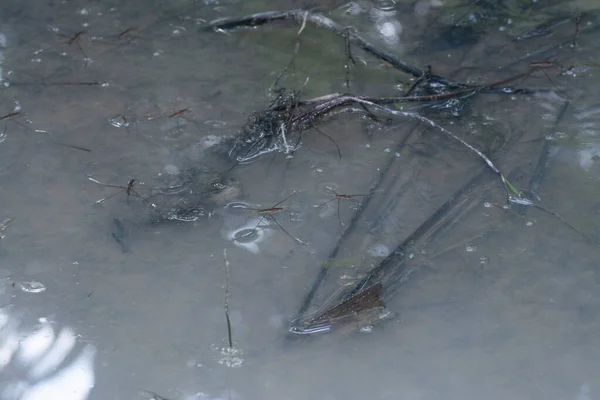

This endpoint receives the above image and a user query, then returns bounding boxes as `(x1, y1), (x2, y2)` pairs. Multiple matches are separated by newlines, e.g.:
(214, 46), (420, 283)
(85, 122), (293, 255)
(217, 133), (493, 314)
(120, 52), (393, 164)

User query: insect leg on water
(144, 106), (200, 136)
(1, 102), (90, 151)
(56, 30), (91, 63)
(138, 388), (173, 400)
(316, 186), (370, 226)
(237, 191), (306, 245)
(1, 102), (48, 136)
(87, 177), (157, 210)
(520, 59), (568, 97)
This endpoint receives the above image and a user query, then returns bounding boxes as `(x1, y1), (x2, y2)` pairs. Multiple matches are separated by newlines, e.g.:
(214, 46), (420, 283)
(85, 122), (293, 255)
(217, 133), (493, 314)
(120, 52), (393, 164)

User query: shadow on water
(1, 0), (600, 399)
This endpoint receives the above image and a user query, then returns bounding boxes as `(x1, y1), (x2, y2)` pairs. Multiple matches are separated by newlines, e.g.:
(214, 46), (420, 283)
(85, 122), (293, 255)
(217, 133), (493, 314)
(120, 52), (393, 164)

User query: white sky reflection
(0, 310), (96, 400)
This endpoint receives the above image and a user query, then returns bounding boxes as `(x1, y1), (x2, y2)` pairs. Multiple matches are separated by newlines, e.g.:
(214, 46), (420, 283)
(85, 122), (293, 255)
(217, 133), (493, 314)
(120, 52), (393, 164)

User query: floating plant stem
(223, 248), (233, 349)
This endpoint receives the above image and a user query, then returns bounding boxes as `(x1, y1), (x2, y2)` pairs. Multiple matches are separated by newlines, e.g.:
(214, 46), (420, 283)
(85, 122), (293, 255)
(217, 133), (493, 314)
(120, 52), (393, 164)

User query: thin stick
(54, 142), (92, 152)
(7, 81), (103, 87)
(572, 13), (582, 48)
(343, 27), (356, 90)
(271, 10), (309, 90)
(304, 96), (516, 189)
(223, 249), (233, 349)
(207, 9), (432, 80)
(526, 101), (570, 196)
(138, 389), (173, 400)
(293, 121), (422, 319)
(207, 9), (555, 97)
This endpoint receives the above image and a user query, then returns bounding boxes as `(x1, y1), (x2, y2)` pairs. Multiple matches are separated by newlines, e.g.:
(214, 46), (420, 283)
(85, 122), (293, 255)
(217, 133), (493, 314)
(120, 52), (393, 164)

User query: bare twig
(223, 249), (233, 349)
(207, 9), (555, 98)
(272, 10), (309, 90)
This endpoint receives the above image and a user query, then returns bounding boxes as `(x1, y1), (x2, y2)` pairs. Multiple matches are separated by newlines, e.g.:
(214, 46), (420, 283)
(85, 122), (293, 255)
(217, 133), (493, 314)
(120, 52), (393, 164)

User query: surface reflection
(0, 310), (95, 400)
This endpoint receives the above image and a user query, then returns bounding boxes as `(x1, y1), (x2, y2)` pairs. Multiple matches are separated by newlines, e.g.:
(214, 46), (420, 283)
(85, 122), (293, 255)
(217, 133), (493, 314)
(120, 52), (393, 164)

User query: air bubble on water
(225, 218), (270, 254)
(218, 347), (244, 368)
(20, 281), (46, 293)
(200, 135), (222, 148)
(526, 221), (534, 226)
(577, 384), (591, 400)
(204, 120), (226, 128)
(108, 115), (129, 128)
(153, 50), (163, 57)
(77, 8), (89, 15)
(465, 245), (476, 252)
(289, 211), (303, 223)
(367, 243), (390, 257)
(172, 26), (187, 36)
(268, 314), (284, 329)
(509, 195), (533, 206)
(164, 164), (179, 175)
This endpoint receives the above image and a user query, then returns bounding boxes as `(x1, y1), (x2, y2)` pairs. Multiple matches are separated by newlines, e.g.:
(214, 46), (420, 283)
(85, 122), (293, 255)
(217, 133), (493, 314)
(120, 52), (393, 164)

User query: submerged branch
(206, 9), (455, 85)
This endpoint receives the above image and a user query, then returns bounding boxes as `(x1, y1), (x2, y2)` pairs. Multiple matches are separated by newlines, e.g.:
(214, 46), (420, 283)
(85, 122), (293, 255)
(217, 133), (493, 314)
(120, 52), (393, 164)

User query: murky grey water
(1, 0), (599, 399)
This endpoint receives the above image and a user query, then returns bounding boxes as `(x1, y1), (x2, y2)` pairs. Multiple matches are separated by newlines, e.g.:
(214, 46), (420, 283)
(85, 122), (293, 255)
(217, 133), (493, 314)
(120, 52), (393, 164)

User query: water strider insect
(522, 59), (567, 94)
(235, 191), (306, 245)
(1, 102), (47, 136)
(145, 106), (200, 134)
(57, 30), (90, 61)
(316, 186), (370, 226)
(88, 177), (158, 210)
(0, 103), (90, 151)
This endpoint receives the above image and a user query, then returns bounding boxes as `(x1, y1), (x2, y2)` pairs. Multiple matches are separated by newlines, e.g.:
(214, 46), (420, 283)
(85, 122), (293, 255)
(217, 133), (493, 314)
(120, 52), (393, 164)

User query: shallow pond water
(1, 1), (599, 399)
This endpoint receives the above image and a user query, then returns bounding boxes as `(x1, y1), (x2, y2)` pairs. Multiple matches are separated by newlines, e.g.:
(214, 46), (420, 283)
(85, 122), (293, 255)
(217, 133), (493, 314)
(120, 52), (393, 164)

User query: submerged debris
(0, 217), (12, 239)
